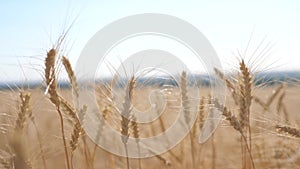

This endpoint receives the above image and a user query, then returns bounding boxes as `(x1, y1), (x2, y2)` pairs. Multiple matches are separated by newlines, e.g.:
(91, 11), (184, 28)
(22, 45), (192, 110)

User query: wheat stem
(44, 49), (70, 169)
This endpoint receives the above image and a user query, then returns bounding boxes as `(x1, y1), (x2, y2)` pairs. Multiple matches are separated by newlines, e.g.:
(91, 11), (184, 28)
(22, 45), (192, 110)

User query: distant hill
(1, 71), (299, 90)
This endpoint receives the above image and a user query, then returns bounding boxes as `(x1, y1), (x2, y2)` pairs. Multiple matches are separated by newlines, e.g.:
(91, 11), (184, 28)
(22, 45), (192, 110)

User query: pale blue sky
(1, 0), (300, 82)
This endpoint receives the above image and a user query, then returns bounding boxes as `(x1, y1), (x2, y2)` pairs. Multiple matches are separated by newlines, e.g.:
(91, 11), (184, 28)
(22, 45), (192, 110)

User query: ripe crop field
(0, 48), (299, 169)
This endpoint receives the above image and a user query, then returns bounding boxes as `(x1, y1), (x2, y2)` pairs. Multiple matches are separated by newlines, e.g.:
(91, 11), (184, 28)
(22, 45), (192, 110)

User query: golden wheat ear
(44, 49), (60, 107)
(15, 91), (31, 132)
(120, 76), (136, 144)
(61, 56), (79, 98)
(181, 71), (191, 125)
(238, 60), (252, 129)
(275, 125), (300, 138)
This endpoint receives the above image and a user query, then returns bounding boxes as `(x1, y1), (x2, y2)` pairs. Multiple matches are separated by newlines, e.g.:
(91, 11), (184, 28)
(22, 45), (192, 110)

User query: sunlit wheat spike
(198, 96), (205, 131)
(121, 76), (136, 144)
(275, 125), (300, 138)
(59, 96), (77, 122)
(61, 56), (79, 98)
(213, 97), (255, 168)
(44, 49), (60, 107)
(45, 49), (56, 85)
(212, 98), (243, 133)
(70, 121), (83, 153)
(238, 60), (255, 169)
(238, 60), (252, 129)
(181, 71), (191, 125)
(15, 91), (31, 132)
(131, 115), (140, 141)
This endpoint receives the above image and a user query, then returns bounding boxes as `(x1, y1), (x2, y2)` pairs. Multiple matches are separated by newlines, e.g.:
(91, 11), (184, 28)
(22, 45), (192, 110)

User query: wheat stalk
(120, 76), (136, 169)
(44, 48), (70, 169)
(92, 83), (117, 168)
(180, 71), (196, 169)
(194, 96), (206, 168)
(238, 60), (253, 169)
(214, 60), (254, 169)
(9, 132), (30, 169)
(131, 115), (141, 169)
(238, 60), (252, 130)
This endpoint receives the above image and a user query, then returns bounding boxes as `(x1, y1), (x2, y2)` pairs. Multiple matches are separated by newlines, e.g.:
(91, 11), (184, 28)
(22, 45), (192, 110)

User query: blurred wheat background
(1, 1), (300, 169)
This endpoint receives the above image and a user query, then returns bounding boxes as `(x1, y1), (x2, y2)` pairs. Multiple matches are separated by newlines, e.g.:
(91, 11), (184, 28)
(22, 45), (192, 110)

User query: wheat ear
(199, 97), (205, 131)
(15, 92), (31, 132)
(238, 60), (252, 130)
(61, 56), (79, 102)
(275, 125), (300, 138)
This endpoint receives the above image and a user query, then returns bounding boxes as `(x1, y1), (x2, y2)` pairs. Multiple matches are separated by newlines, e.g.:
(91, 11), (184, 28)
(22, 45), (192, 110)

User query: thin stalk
(211, 134), (216, 169)
(189, 132), (196, 169)
(31, 120), (48, 169)
(137, 144), (141, 169)
(82, 136), (92, 169)
(124, 143), (130, 169)
(56, 106), (71, 169)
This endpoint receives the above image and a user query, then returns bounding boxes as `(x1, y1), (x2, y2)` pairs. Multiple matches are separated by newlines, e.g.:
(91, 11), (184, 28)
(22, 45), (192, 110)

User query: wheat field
(0, 48), (300, 169)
